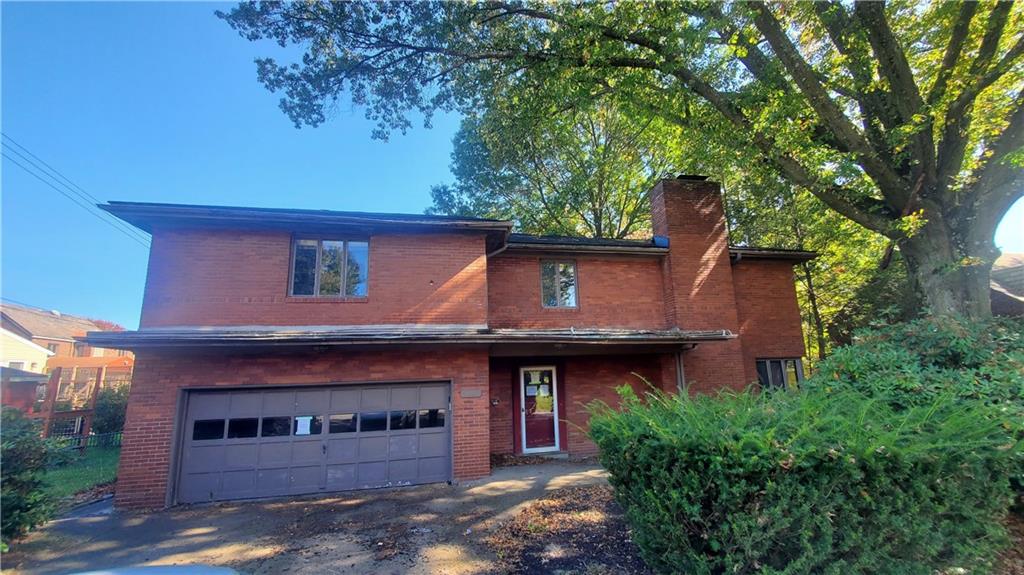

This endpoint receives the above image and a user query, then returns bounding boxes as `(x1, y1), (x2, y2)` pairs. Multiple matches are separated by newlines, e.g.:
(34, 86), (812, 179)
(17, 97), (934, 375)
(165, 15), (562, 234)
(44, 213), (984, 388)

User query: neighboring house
(88, 176), (814, 509)
(991, 253), (1024, 317)
(1, 366), (50, 412)
(0, 302), (131, 361)
(1, 324), (54, 373)
(1, 302), (134, 435)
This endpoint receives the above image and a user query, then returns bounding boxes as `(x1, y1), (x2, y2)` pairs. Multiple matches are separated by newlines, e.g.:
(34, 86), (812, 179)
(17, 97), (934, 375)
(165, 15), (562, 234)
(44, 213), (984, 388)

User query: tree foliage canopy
(429, 104), (681, 238)
(220, 0), (1023, 317)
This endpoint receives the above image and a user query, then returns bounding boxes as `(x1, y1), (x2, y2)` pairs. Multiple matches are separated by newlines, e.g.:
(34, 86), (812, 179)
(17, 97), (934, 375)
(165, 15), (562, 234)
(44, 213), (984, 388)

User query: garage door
(176, 382), (450, 503)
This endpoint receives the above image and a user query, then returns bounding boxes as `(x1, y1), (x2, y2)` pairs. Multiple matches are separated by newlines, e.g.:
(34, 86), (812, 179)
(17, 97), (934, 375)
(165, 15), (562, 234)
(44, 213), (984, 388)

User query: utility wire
(1, 136), (151, 245)
(3, 151), (150, 249)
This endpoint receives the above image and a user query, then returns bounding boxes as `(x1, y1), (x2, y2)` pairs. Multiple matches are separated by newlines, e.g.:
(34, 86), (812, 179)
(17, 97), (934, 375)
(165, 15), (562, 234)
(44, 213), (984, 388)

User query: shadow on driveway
(4, 461), (608, 575)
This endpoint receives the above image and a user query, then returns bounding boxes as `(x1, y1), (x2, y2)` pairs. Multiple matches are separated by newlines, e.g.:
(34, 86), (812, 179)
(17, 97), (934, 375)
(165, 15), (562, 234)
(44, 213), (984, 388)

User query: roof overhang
(729, 247), (817, 263)
(84, 324), (734, 351)
(100, 202), (513, 252)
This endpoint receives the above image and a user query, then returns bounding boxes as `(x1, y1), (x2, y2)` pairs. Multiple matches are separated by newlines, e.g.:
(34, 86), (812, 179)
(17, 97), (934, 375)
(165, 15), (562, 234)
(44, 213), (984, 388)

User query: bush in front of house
(805, 316), (1023, 424)
(92, 384), (130, 434)
(588, 385), (1019, 575)
(805, 316), (1024, 500)
(1, 407), (53, 550)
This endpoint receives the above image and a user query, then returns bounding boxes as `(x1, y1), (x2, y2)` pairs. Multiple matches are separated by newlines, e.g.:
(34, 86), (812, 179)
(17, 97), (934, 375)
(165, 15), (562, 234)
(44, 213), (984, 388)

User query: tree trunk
(799, 262), (828, 359)
(897, 209), (996, 319)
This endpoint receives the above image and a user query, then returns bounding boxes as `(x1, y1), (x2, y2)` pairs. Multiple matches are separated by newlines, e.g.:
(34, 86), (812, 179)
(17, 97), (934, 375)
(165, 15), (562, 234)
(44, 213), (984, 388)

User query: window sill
(541, 306), (580, 311)
(285, 296), (369, 304)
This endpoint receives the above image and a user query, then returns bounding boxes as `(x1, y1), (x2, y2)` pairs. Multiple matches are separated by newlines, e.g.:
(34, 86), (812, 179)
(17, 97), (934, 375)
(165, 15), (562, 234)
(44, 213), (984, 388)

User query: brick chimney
(650, 176), (748, 393)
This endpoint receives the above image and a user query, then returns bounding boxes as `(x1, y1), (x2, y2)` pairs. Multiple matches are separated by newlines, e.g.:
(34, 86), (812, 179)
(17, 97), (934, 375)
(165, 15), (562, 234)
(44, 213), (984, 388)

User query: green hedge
(588, 386), (1019, 575)
(805, 316), (1023, 431)
(1, 408), (53, 550)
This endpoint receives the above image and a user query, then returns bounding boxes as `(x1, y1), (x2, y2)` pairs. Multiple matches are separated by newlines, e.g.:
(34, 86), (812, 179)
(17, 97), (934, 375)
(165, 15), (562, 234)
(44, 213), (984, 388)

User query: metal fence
(48, 431), (123, 451)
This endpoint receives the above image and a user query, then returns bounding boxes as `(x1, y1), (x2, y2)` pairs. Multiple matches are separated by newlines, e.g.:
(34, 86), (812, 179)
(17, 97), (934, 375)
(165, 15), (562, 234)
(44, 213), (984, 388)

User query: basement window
(290, 239), (369, 297)
(541, 260), (577, 308)
(756, 359), (804, 390)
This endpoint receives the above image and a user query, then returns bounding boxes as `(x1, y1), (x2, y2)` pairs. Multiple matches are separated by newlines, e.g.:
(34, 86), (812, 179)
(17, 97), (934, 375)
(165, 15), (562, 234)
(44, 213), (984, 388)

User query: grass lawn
(43, 447), (120, 501)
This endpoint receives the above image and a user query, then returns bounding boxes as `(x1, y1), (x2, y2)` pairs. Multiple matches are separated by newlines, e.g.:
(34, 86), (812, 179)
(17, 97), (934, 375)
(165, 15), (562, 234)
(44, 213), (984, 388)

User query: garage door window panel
(193, 419), (225, 441)
(261, 416), (292, 437)
(329, 413), (358, 433)
(390, 410), (417, 430)
(294, 415), (323, 436)
(227, 418), (259, 439)
(419, 409), (445, 428)
(360, 411), (387, 432)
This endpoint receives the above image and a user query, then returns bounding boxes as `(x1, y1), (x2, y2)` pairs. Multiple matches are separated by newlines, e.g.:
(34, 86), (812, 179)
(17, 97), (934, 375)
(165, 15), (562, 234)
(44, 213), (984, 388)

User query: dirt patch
(63, 481), (115, 510)
(998, 512), (1024, 575)
(490, 454), (600, 468)
(486, 485), (650, 575)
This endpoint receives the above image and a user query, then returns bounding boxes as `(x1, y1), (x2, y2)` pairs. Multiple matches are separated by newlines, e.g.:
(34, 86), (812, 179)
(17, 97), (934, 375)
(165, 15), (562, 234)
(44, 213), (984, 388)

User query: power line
(1, 135), (151, 244)
(3, 152), (150, 249)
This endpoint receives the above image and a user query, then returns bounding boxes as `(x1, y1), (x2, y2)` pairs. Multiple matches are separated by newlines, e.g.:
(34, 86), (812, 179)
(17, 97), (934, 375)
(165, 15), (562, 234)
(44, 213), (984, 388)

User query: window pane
(390, 410), (417, 430)
(541, 262), (558, 307)
(193, 419), (224, 441)
(345, 241), (369, 296)
(318, 241), (344, 296)
(785, 360), (800, 388)
(227, 418), (258, 438)
(769, 360), (785, 389)
(292, 240), (318, 295)
(419, 408), (446, 429)
(755, 361), (770, 388)
(293, 415), (323, 436)
(329, 413), (358, 433)
(558, 263), (577, 307)
(360, 411), (387, 432)
(261, 416), (291, 437)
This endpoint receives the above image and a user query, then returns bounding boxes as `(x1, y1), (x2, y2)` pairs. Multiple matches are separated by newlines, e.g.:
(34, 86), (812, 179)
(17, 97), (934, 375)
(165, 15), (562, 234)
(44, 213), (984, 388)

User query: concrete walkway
(3, 461), (608, 575)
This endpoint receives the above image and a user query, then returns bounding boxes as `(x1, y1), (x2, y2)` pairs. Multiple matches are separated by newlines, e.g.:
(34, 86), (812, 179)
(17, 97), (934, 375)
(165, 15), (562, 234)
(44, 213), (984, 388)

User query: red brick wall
(140, 229), (489, 327)
(116, 347), (490, 509)
(562, 354), (667, 456)
(732, 260), (807, 383)
(488, 360), (515, 455)
(487, 254), (668, 329)
(651, 179), (747, 392)
(488, 354), (671, 457)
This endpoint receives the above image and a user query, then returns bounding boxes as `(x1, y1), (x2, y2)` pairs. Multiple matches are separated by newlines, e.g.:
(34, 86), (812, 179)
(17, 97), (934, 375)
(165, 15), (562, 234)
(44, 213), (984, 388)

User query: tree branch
(853, 1), (935, 198)
(752, 2), (909, 205)
(927, 1), (978, 106)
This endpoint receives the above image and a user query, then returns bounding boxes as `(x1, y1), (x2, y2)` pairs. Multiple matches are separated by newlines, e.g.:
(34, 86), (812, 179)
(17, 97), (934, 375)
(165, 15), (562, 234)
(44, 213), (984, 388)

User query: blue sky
(2, 2), (1022, 330)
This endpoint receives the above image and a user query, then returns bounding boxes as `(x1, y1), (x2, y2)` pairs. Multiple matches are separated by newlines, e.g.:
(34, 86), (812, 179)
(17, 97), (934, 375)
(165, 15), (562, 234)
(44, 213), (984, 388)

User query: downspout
(675, 349), (687, 394)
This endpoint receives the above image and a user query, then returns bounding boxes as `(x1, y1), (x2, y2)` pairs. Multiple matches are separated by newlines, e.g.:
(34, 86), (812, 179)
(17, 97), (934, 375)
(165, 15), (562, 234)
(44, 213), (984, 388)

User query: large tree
(220, 0), (1023, 318)
(430, 104), (681, 238)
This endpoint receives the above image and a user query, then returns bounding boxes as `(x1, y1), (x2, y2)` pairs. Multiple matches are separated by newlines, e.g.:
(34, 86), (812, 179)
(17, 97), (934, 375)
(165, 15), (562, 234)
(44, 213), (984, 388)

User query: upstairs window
(290, 239), (369, 297)
(541, 260), (578, 308)
(756, 358), (804, 390)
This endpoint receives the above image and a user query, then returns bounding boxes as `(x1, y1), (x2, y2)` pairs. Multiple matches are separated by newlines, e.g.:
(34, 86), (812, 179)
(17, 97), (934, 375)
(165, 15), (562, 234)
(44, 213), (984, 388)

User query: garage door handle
(321, 444), (326, 455)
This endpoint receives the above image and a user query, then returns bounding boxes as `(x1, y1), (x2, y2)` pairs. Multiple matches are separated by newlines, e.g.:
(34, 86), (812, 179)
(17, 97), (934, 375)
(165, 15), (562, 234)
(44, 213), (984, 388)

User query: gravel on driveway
(3, 461), (608, 575)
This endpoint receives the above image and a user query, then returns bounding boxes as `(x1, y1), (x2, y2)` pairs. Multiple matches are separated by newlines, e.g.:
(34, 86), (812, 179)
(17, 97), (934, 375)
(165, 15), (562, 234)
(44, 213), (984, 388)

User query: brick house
(88, 176), (813, 509)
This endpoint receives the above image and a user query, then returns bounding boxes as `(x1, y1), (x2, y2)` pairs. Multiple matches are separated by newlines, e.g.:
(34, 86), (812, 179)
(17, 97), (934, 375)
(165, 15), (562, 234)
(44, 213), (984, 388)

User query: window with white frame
(290, 239), (369, 297)
(541, 260), (577, 308)
(756, 358), (804, 389)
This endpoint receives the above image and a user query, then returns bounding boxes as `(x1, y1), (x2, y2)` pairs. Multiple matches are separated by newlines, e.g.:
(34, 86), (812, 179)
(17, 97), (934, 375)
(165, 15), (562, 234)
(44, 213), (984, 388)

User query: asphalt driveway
(3, 461), (608, 575)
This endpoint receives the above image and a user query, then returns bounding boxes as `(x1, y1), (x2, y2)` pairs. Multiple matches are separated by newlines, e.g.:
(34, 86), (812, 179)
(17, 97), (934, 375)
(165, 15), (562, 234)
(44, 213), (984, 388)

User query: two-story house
(88, 176), (813, 509)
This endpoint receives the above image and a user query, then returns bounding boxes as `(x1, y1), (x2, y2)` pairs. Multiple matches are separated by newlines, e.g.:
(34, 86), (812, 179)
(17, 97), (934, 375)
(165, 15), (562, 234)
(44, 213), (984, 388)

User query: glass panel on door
(522, 368), (557, 451)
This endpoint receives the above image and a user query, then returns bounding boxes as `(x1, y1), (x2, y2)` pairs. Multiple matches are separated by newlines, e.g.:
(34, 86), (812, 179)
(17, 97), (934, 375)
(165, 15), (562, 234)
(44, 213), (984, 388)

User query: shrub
(1, 408), (53, 550)
(806, 316), (1024, 498)
(92, 384), (129, 434)
(806, 316), (1023, 419)
(588, 386), (1019, 575)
